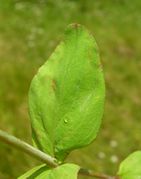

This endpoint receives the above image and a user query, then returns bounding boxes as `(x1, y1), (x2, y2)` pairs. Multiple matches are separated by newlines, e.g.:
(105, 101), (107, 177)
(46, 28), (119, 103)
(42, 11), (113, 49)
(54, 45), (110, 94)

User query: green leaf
(29, 23), (105, 160)
(117, 151), (141, 179)
(18, 163), (80, 179)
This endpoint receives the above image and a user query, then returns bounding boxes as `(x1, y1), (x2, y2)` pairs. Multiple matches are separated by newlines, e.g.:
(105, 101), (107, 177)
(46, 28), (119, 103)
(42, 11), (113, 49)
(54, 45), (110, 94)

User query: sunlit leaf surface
(29, 24), (105, 160)
(118, 151), (141, 179)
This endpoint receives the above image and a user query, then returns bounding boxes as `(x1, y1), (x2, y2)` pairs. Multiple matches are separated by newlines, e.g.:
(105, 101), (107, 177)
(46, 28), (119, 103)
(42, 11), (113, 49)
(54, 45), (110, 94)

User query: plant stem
(0, 129), (120, 179)
(78, 168), (119, 179)
(0, 129), (58, 167)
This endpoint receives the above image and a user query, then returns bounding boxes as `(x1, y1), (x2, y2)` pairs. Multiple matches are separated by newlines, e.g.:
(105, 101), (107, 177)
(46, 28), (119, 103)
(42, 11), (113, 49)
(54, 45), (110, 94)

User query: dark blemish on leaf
(70, 23), (81, 29)
(51, 79), (56, 91)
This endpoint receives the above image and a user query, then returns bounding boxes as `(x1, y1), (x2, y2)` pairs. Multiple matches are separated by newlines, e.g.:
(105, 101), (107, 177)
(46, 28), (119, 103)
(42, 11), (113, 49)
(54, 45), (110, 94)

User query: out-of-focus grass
(0, 0), (141, 178)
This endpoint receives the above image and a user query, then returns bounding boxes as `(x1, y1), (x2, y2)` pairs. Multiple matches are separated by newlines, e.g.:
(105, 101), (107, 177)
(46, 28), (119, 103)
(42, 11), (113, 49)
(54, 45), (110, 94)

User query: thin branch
(0, 129), (120, 179)
(0, 129), (58, 167)
(79, 168), (120, 179)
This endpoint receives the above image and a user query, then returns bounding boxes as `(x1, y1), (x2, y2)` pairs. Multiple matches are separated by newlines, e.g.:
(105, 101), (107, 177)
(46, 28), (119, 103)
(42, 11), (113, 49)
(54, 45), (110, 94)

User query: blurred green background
(0, 0), (141, 178)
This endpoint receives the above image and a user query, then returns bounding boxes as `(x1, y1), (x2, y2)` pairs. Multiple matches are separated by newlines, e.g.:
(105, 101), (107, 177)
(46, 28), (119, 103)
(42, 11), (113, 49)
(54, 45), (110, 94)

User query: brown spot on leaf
(70, 23), (81, 29)
(51, 79), (56, 91)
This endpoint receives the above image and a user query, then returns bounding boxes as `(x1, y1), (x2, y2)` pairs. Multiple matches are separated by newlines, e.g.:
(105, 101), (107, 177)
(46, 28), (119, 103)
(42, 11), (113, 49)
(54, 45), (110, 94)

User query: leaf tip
(65, 23), (84, 33)
(69, 23), (81, 28)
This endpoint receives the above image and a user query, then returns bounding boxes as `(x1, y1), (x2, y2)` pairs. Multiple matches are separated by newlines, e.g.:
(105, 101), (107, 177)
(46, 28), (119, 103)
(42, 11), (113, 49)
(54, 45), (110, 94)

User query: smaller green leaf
(18, 164), (47, 179)
(18, 163), (80, 179)
(117, 151), (141, 179)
